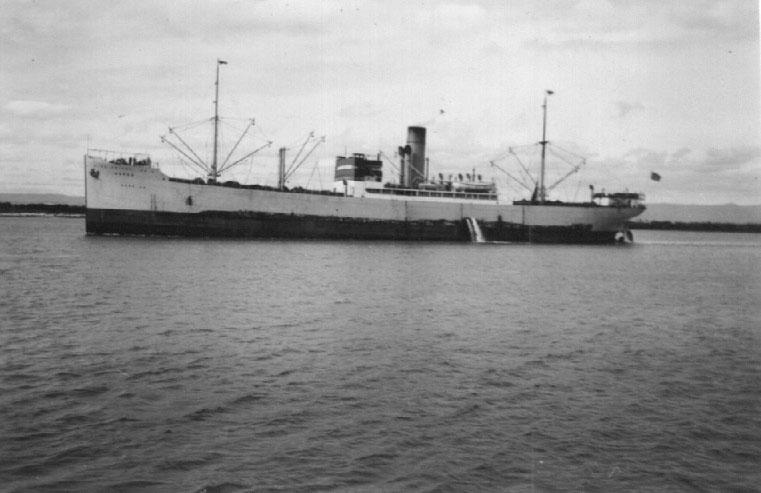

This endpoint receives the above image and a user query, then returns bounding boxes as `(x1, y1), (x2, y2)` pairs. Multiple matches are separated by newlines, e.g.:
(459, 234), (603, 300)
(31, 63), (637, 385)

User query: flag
(218, 60), (228, 65)
(650, 172), (661, 181)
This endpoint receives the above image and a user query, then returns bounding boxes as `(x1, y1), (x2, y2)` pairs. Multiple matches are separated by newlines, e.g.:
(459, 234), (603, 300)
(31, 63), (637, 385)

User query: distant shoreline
(0, 213), (85, 218)
(0, 202), (84, 216)
(628, 220), (761, 233)
(2, 202), (760, 233)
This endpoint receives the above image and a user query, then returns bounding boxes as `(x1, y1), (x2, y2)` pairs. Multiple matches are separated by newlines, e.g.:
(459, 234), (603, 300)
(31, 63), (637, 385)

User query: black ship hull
(86, 208), (621, 243)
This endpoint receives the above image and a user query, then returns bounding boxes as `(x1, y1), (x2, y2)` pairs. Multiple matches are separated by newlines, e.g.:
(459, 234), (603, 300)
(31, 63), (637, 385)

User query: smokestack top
(407, 126), (426, 140)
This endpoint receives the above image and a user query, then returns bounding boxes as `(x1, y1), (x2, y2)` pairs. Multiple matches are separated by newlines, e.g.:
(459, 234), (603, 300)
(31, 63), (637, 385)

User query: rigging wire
(286, 132), (314, 177)
(306, 160), (322, 189)
(172, 154), (203, 179)
(495, 174), (523, 196)
(546, 160), (584, 192)
(254, 124), (273, 145)
(489, 143), (538, 163)
(490, 161), (533, 193)
(283, 134), (325, 183)
(243, 155), (255, 184)
(508, 147), (537, 187)
(547, 148), (578, 170)
(485, 139), (593, 200)
(163, 112), (276, 181)
(547, 142), (587, 161)
(218, 120), (255, 171)
(170, 118), (214, 132)
(378, 150), (401, 176)
(160, 134), (209, 175)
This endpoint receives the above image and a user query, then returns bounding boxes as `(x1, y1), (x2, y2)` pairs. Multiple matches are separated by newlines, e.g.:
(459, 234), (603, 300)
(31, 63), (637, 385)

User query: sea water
(1, 216), (760, 491)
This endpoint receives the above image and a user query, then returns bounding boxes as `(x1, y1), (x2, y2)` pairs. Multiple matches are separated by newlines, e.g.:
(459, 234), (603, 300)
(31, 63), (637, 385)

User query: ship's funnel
(406, 126), (426, 187)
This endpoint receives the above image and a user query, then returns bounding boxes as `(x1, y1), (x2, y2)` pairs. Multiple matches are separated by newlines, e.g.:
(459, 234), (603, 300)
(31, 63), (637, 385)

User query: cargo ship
(85, 62), (645, 243)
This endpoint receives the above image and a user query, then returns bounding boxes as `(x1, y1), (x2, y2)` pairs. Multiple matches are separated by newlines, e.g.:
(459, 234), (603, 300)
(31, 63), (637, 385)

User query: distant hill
(0, 193), (85, 206)
(636, 203), (761, 224)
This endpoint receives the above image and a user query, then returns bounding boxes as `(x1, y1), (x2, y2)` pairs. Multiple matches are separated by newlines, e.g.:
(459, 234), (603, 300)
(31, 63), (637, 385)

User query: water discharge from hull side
(465, 217), (486, 243)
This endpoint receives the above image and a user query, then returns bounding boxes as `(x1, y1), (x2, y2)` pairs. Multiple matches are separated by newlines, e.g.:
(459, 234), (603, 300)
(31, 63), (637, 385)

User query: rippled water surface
(2, 217), (760, 491)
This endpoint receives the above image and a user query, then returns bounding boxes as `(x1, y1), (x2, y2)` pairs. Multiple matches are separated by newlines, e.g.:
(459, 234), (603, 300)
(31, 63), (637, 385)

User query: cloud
(666, 0), (758, 40)
(0, 1), (758, 204)
(431, 3), (487, 30)
(523, 0), (757, 51)
(619, 145), (761, 175)
(614, 101), (645, 118)
(338, 103), (383, 119)
(701, 146), (761, 173)
(590, 143), (761, 204)
(670, 147), (691, 161)
(4, 100), (69, 117)
(622, 148), (668, 166)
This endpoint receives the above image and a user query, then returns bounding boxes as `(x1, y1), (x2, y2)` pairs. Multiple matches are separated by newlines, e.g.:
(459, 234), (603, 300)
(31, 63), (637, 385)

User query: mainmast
(538, 89), (553, 202)
(211, 59), (227, 182)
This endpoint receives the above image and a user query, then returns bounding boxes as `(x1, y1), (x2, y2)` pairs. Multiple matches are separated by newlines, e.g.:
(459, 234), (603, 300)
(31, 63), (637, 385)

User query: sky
(1, 0), (759, 204)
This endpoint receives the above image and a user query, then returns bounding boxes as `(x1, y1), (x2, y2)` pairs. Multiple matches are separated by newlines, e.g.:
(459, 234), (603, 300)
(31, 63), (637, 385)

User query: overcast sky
(2, 0), (759, 204)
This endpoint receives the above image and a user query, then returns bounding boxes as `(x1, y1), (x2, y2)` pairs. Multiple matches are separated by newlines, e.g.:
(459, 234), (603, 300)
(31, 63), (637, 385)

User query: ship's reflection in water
(2, 217), (760, 491)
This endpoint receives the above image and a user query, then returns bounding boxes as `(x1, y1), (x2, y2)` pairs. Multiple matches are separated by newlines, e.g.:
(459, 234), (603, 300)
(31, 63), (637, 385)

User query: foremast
(160, 59), (272, 183)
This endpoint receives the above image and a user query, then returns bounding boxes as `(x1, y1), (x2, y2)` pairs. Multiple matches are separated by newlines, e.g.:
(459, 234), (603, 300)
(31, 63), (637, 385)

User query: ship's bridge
(332, 152), (383, 196)
(334, 153), (383, 182)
